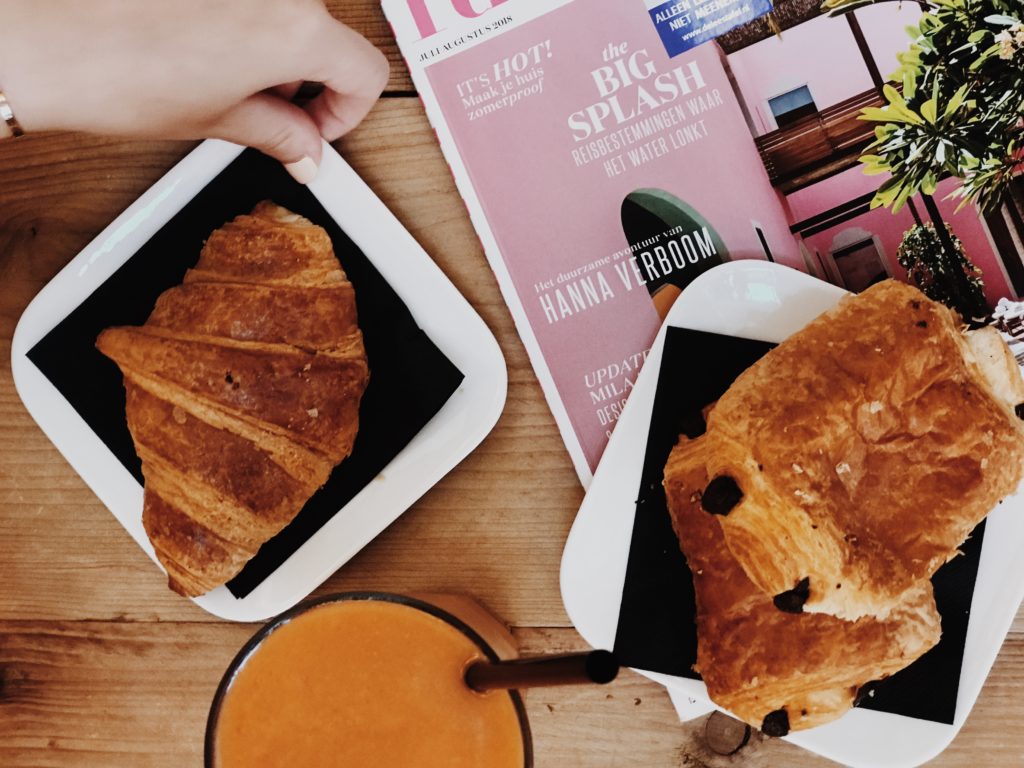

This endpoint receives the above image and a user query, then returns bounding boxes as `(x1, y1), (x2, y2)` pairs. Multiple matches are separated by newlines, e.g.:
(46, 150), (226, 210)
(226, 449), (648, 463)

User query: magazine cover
(382, 0), (1024, 484)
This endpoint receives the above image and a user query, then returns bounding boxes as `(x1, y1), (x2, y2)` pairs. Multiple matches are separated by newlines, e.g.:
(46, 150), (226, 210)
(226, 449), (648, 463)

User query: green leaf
(953, 189), (975, 213)
(893, 184), (916, 213)
(944, 84), (970, 118)
(883, 83), (907, 109)
(921, 98), (938, 124)
(860, 107), (898, 122)
(984, 14), (1020, 26)
(871, 190), (893, 209)
(970, 45), (1000, 70)
(904, 70), (918, 100)
(873, 176), (907, 209)
(860, 110), (923, 126)
(881, 84), (925, 124)
(843, 0), (1022, 217)
(860, 154), (891, 175)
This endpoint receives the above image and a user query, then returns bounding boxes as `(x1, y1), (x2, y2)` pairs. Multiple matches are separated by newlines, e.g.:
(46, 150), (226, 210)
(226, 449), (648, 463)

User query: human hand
(0, 0), (389, 182)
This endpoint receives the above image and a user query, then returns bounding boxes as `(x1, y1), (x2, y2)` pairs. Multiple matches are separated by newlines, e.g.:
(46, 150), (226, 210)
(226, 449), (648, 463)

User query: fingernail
(285, 156), (318, 185)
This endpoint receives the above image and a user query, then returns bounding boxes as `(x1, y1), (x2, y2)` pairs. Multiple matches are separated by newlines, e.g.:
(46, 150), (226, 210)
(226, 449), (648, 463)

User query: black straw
(465, 650), (619, 693)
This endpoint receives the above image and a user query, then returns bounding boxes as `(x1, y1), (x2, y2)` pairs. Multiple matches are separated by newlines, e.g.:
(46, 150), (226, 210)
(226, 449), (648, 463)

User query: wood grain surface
(1, 2), (1022, 766)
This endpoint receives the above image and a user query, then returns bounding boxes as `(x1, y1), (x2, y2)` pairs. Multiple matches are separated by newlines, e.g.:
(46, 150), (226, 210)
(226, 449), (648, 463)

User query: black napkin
(27, 149), (465, 599)
(612, 327), (982, 725)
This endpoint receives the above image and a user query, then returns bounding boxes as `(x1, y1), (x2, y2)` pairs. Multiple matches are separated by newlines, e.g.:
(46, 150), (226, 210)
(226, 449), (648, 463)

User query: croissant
(697, 280), (1024, 621)
(663, 433), (941, 734)
(97, 202), (369, 596)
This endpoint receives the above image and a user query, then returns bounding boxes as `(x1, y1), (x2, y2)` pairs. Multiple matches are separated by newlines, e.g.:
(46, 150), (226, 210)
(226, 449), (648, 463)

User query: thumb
(208, 93), (323, 184)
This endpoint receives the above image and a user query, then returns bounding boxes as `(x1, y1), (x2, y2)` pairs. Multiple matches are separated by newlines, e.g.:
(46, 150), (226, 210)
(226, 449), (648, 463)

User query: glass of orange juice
(205, 592), (532, 768)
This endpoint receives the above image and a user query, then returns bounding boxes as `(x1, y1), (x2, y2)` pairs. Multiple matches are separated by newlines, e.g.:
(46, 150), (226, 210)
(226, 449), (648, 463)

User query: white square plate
(560, 261), (1024, 768)
(11, 139), (507, 622)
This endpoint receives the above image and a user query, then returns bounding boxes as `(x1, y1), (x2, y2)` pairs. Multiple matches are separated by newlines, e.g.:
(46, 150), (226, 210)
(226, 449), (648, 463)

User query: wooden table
(1, 4), (1022, 766)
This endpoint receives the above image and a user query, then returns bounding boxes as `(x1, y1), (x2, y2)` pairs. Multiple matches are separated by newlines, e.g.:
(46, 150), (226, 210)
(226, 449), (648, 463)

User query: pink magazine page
(424, 4), (802, 473)
(405, 0), (1024, 478)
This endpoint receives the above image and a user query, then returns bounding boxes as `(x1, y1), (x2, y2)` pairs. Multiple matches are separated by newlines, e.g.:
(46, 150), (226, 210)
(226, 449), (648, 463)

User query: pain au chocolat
(696, 280), (1024, 622)
(97, 202), (369, 597)
(664, 434), (941, 734)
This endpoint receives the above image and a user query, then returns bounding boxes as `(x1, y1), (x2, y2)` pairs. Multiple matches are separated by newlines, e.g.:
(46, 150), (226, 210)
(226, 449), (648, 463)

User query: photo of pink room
(715, 0), (1024, 316)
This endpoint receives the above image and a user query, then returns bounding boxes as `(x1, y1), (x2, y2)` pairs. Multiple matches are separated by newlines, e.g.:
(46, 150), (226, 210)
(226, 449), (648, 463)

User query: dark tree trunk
(920, 193), (991, 322)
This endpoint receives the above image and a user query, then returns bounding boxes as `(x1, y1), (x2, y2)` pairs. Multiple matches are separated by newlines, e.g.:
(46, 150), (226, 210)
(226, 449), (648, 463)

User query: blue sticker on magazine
(647, 0), (773, 57)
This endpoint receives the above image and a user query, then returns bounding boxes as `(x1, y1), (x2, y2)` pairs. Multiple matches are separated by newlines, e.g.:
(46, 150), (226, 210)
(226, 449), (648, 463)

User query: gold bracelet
(0, 89), (25, 138)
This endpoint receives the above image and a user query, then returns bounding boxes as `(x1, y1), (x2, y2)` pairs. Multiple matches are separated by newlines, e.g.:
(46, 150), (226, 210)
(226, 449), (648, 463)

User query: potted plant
(897, 223), (988, 319)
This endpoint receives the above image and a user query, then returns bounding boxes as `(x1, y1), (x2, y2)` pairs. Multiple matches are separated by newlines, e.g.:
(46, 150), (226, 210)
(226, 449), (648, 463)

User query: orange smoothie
(210, 597), (528, 768)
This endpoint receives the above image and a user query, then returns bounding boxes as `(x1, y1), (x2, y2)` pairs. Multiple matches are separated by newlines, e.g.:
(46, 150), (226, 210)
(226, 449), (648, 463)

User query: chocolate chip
(916, 320), (928, 328)
(911, 300), (921, 309)
(1015, 403), (1024, 421)
(224, 373), (233, 384)
(773, 577), (810, 613)
(700, 476), (743, 516)
(761, 709), (790, 737)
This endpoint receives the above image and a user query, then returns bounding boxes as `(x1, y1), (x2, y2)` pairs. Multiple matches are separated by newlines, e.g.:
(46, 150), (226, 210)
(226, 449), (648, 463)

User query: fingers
(208, 92), (323, 183)
(269, 81), (304, 101)
(303, 18), (390, 141)
(205, 14), (389, 181)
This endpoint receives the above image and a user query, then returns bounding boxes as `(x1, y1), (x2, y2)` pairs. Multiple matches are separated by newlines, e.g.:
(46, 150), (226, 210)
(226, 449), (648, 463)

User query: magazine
(381, 0), (1024, 484)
